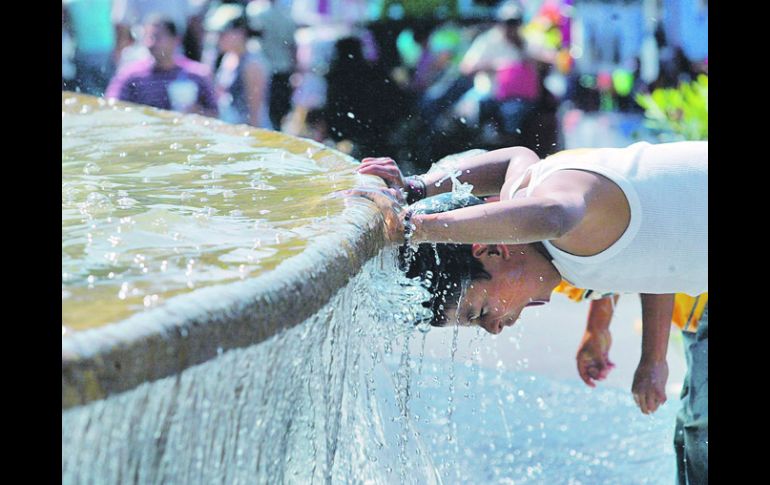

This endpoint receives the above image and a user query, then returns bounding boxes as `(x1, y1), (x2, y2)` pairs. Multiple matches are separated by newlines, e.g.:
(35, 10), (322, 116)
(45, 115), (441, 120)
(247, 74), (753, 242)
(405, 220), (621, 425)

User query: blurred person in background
(246, 0), (297, 130)
(62, 3), (77, 90)
(105, 14), (218, 117)
(458, 1), (554, 139)
(651, 25), (697, 91)
(419, 2), (550, 136)
(323, 35), (407, 158)
(112, 0), (210, 67)
(211, 10), (272, 128)
(62, 0), (116, 96)
(407, 23), (455, 96)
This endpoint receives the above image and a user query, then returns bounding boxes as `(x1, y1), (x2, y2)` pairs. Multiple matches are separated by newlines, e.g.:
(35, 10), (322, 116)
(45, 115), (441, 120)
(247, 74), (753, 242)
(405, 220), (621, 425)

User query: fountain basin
(62, 94), (388, 409)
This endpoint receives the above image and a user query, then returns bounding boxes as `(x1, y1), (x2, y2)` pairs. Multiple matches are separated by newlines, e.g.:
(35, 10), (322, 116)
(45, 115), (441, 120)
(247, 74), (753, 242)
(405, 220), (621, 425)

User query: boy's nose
(481, 320), (503, 335)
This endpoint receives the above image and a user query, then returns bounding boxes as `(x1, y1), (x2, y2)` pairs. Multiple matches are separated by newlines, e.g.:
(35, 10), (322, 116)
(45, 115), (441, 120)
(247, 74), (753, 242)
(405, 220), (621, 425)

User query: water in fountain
(62, 94), (358, 332)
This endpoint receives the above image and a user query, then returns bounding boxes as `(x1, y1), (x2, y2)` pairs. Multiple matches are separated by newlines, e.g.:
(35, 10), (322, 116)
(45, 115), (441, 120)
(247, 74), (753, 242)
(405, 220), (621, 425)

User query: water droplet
(143, 294), (159, 307)
(117, 197), (139, 209)
(118, 282), (130, 300)
(83, 162), (101, 174)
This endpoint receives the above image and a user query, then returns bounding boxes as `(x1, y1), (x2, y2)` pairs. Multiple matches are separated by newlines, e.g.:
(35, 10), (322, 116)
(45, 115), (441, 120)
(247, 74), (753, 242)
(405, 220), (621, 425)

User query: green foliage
(635, 75), (708, 141)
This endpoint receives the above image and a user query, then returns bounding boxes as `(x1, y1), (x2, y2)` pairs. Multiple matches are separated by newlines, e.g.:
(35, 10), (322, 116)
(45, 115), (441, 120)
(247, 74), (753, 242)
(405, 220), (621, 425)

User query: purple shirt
(105, 55), (218, 115)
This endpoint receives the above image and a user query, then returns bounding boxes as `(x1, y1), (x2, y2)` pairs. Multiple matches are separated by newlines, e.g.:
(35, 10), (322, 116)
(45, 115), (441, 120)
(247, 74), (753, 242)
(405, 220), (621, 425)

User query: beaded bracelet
(402, 208), (416, 243)
(404, 176), (427, 205)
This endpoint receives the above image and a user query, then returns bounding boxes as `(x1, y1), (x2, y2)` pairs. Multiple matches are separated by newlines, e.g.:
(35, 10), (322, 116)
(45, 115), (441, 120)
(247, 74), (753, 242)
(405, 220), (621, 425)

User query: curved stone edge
(62, 190), (389, 410)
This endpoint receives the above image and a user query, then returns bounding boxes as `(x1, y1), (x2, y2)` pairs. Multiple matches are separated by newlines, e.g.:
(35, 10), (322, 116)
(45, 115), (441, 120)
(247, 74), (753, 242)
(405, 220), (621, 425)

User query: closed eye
(466, 307), (488, 324)
(467, 308), (485, 322)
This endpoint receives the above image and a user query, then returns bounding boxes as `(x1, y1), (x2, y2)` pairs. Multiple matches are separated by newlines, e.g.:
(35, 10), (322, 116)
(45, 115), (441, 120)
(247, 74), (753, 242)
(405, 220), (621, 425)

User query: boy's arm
(632, 293), (674, 414)
(357, 146), (540, 198)
(410, 193), (585, 244)
(421, 146), (540, 197)
(577, 294), (619, 387)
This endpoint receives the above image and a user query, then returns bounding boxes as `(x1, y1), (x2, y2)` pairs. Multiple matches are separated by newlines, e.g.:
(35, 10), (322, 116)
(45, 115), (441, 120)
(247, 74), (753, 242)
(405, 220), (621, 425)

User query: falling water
(62, 249), (442, 485)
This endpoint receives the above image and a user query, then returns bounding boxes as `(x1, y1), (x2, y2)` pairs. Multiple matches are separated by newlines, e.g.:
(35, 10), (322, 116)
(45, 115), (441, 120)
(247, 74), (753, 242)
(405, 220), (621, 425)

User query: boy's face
(445, 244), (555, 334)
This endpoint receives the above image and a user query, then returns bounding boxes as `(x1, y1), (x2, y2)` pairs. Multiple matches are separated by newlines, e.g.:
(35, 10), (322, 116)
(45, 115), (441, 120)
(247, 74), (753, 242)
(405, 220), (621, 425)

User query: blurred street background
(63, 0), (708, 172)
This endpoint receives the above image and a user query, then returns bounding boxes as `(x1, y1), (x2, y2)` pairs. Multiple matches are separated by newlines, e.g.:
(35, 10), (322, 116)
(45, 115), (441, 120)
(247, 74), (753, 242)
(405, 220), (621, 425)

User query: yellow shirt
(553, 281), (707, 331)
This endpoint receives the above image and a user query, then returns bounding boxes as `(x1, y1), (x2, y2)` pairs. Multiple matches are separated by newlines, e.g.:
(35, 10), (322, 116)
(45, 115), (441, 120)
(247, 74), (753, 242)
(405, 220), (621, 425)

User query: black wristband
(404, 176), (427, 205)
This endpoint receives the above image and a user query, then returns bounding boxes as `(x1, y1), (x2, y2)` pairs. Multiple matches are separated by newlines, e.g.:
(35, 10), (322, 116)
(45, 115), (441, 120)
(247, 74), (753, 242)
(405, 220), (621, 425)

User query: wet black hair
(397, 193), (490, 327)
(399, 242), (490, 327)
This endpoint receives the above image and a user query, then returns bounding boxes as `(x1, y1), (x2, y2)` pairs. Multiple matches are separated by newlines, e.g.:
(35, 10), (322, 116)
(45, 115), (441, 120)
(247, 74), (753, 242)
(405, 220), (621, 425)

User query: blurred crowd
(62, 0), (708, 172)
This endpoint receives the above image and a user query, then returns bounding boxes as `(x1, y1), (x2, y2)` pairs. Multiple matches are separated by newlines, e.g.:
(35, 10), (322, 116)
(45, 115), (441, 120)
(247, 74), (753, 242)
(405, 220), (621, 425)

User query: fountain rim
(62, 99), (390, 410)
(62, 185), (388, 410)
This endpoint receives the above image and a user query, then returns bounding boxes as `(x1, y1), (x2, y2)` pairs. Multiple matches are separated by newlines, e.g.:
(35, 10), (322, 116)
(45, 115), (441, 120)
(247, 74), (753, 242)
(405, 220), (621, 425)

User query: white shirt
(508, 142), (708, 296)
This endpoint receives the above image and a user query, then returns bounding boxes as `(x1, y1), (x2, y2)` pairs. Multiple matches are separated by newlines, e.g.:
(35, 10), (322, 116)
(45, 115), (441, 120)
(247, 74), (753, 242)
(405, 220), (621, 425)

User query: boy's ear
(471, 243), (488, 259)
(498, 244), (511, 260)
(472, 244), (510, 259)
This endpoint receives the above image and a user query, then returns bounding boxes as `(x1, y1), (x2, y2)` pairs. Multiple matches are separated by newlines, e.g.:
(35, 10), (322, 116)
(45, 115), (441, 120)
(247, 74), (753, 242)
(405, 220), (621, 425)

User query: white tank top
(508, 141), (708, 296)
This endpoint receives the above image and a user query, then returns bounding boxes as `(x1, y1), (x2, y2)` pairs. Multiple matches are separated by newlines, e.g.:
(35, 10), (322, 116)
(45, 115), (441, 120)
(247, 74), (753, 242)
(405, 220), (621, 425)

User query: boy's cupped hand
(331, 186), (408, 243)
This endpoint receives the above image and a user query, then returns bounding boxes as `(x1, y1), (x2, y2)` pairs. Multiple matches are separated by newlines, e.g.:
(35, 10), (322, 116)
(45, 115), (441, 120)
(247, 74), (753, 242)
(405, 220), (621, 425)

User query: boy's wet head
(400, 241), (490, 327)
(401, 241), (558, 334)
(399, 193), (489, 327)
(398, 193), (561, 334)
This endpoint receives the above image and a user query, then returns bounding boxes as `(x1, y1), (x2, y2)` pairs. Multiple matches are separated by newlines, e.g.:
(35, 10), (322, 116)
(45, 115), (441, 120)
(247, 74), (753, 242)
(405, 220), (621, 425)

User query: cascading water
(62, 249), (443, 484)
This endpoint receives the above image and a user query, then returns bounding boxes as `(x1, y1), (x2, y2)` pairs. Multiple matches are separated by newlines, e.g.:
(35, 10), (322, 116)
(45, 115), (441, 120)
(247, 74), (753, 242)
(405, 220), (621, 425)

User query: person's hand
(356, 157), (407, 191)
(576, 328), (615, 387)
(334, 186), (407, 243)
(632, 359), (669, 415)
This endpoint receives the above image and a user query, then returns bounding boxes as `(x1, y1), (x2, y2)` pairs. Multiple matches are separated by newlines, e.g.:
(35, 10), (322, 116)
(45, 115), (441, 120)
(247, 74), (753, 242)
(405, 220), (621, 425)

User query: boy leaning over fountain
(350, 141), (707, 484)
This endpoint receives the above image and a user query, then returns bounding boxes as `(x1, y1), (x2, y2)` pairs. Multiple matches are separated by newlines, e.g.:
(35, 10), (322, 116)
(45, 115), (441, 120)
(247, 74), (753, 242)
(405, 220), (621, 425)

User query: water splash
(426, 149), (489, 205)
